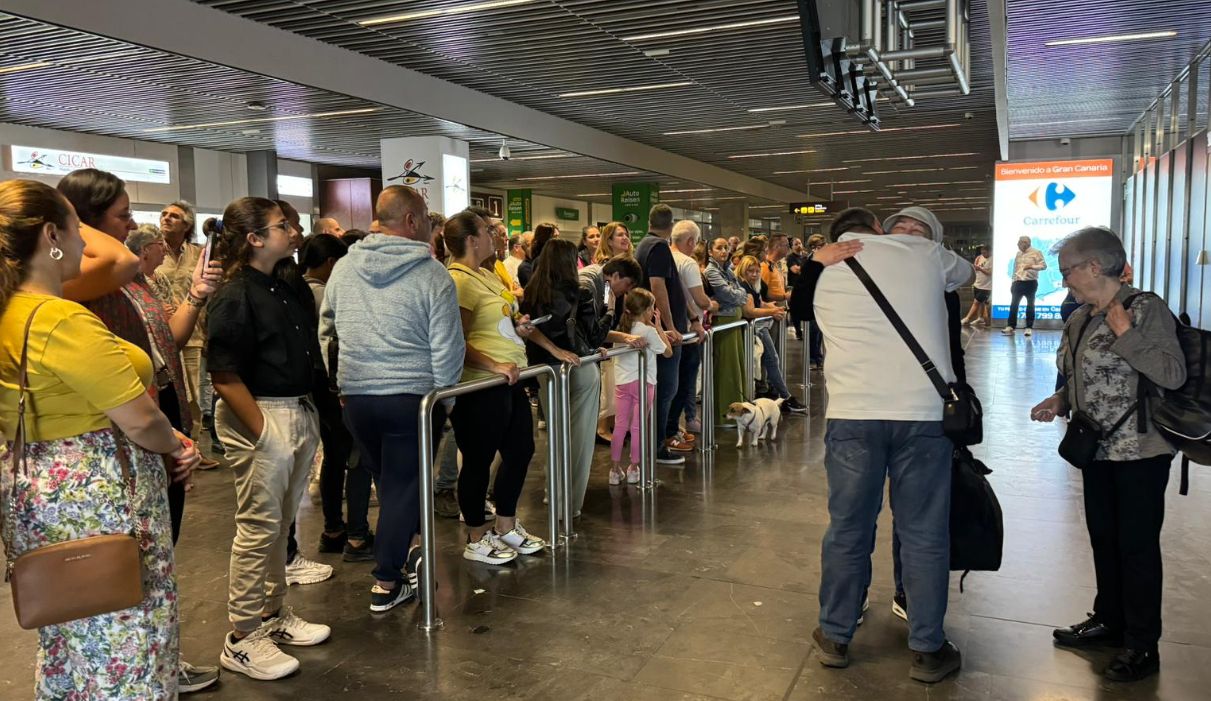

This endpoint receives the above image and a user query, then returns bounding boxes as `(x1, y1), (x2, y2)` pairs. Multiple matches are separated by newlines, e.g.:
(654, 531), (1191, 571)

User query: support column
(380, 137), (470, 216)
(719, 202), (750, 239)
(246, 150), (278, 200)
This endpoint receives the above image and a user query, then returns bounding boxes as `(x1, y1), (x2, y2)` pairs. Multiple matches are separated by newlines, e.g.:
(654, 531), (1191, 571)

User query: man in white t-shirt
(503, 234), (526, 282)
(1003, 236), (1047, 336)
(669, 220), (715, 436)
(963, 245), (993, 326)
(810, 207), (972, 683)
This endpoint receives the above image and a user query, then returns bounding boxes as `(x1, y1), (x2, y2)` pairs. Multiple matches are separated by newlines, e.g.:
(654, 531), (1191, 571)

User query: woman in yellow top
(0, 180), (199, 699)
(444, 211), (555, 566)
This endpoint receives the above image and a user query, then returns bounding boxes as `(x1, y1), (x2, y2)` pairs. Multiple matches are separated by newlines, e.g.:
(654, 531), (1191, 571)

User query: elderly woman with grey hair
(127, 224), (174, 304)
(1030, 226), (1185, 683)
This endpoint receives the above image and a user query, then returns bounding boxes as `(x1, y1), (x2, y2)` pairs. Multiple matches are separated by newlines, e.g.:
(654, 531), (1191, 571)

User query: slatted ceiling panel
(1006, 0), (1211, 140)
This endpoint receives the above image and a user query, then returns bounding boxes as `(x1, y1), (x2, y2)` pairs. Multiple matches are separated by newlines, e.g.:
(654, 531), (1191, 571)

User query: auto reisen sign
(8, 145), (171, 184)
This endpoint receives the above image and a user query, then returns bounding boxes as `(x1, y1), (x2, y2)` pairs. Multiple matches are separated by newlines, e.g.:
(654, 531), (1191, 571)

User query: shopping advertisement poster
(991, 159), (1115, 320)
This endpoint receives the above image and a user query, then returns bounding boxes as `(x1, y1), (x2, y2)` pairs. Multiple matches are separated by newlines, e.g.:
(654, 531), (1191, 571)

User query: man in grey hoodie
(319, 185), (465, 613)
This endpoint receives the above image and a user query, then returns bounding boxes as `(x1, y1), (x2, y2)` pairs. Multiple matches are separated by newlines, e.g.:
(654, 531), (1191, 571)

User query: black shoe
(812, 627), (850, 668)
(405, 545), (423, 590)
(434, 489), (460, 519)
(342, 534), (375, 562)
(892, 591), (908, 622)
(318, 531), (346, 554)
(1053, 614), (1124, 649)
(784, 397), (808, 415)
(910, 640), (962, 683)
(369, 579), (415, 613)
(655, 450), (685, 465)
(1103, 648), (1160, 682)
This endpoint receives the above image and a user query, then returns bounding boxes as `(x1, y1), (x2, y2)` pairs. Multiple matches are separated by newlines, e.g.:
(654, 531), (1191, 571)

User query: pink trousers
(611, 380), (655, 464)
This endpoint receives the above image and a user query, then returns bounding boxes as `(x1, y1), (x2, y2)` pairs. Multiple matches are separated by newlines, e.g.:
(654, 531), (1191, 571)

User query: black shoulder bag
(1057, 310), (1139, 469)
(845, 259), (983, 446)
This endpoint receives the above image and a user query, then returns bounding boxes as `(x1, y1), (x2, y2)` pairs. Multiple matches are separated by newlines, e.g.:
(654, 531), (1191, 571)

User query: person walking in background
(963, 245), (992, 327)
(610, 288), (673, 485)
(1004, 236), (1047, 336)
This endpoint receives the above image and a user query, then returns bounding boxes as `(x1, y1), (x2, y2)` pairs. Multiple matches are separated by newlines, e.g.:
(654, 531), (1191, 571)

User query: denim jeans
(655, 344), (683, 445)
(667, 342), (701, 436)
(756, 326), (791, 399)
(819, 419), (952, 652)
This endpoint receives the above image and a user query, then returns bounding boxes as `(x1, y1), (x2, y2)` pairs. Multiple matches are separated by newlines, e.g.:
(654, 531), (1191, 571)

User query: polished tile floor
(2, 328), (1210, 700)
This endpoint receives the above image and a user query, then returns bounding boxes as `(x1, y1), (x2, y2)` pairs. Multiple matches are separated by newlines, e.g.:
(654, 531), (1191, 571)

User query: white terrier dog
(726, 398), (786, 447)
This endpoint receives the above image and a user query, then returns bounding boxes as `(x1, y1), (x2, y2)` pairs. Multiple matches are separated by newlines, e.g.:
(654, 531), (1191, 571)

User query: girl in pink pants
(610, 289), (672, 485)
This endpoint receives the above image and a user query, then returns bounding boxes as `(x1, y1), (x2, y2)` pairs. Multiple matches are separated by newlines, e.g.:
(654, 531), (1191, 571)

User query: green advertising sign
(611, 182), (660, 245)
(506, 189), (532, 235)
(554, 206), (580, 221)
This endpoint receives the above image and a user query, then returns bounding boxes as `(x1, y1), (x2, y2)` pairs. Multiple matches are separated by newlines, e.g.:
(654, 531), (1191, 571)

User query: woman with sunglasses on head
(206, 198), (328, 682)
(0, 179), (200, 698)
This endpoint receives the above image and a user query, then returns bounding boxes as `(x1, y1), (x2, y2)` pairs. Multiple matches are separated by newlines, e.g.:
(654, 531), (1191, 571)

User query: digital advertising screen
(991, 159), (1115, 321)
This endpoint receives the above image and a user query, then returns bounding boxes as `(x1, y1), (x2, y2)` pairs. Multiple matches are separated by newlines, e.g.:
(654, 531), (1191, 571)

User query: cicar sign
(8, 145), (172, 184)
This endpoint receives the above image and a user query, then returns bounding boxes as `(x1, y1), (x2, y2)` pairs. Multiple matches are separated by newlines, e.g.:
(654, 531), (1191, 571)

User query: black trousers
(343, 394), (445, 584)
(450, 384), (534, 527)
(1083, 454), (1171, 651)
(159, 384), (186, 545)
(1007, 280), (1039, 329)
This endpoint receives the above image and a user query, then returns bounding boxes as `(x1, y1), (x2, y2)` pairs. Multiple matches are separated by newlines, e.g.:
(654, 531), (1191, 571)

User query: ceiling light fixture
(663, 122), (783, 136)
(728, 149), (816, 159)
(575, 193), (610, 197)
(1044, 30), (1176, 47)
(359, 0), (536, 26)
(833, 189), (875, 194)
(143, 108), (380, 133)
(516, 171), (641, 181)
(662, 188), (714, 193)
(749, 205), (785, 209)
(772, 167), (849, 175)
(864, 168), (944, 174)
(798, 124), (960, 139)
(844, 152), (979, 163)
(559, 82), (693, 98)
(748, 103), (833, 113)
(0, 61), (51, 75)
(468, 153), (573, 163)
(622, 16), (799, 42)
(828, 179), (872, 184)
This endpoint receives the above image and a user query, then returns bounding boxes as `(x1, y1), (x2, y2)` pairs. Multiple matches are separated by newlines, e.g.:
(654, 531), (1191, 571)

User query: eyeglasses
(254, 221), (292, 235)
(1059, 260), (1090, 279)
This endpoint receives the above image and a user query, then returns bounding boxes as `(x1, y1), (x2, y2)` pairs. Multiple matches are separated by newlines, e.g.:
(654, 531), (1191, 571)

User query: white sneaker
(285, 555), (333, 586)
(496, 521), (546, 555)
(609, 466), (626, 485)
(1001, 326), (1015, 335)
(261, 607), (331, 646)
(626, 464), (641, 484)
(463, 531), (517, 565)
(220, 629), (299, 681)
(1024, 328), (1033, 337)
(178, 660), (220, 693)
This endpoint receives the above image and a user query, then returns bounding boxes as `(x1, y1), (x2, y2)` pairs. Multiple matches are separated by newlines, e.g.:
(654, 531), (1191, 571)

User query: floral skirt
(2, 428), (178, 700)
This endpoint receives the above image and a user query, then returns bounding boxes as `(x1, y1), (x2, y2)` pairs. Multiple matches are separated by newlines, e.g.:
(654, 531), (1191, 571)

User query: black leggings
(160, 384), (186, 545)
(450, 384), (535, 528)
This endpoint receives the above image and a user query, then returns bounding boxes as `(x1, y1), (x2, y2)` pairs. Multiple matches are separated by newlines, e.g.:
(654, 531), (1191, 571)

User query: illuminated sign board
(277, 174), (313, 198)
(789, 201), (842, 216)
(991, 159), (1114, 320)
(9, 145), (171, 184)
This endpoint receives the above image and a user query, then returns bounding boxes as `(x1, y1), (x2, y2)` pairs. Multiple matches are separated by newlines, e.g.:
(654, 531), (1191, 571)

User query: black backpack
(1141, 300), (1211, 495)
(949, 447), (1003, 589)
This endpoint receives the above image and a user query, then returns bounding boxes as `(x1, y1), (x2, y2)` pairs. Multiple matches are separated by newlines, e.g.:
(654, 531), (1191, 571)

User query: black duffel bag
(950, 447), (1003, 588)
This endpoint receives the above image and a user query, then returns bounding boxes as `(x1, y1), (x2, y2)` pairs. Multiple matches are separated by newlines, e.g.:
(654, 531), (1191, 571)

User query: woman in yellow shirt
(444, 211), (551, 566)
(0, 180), (199, 699)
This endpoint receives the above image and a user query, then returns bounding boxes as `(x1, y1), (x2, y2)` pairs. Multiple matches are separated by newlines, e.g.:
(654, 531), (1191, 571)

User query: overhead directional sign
(789, 201), (843, 216)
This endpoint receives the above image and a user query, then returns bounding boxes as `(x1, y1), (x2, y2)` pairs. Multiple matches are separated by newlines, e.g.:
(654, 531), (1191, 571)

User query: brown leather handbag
(2, 301), (144, 630)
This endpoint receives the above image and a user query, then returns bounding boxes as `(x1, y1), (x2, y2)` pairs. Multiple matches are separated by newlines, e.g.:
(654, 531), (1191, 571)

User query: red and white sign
(8, 145), (171, 184)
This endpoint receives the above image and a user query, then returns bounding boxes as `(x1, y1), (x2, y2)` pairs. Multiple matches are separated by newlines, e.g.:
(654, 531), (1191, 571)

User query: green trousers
(713, 310), (746, 422)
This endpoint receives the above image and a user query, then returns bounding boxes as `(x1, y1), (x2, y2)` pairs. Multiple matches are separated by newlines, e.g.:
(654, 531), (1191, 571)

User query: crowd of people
(0, 170), (1186, 696)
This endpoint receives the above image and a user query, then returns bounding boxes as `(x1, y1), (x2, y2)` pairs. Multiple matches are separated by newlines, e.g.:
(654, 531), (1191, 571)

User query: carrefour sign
(991, 159), (1114, 320)
(8, 145), (171, 184)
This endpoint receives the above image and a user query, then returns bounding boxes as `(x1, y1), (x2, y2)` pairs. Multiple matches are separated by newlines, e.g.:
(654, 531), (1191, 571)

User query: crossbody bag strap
(843, 258), (952, 401)
(4, 299), (51, 575)
(1068, 313), (1096, 412)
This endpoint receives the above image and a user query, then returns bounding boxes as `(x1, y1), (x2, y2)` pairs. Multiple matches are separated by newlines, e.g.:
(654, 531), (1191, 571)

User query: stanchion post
(744, 320), (756, 401)
(637, 350), (650, 488)
(546, 366), (564, 546)
(557, 363), (574, 540)
(699, 328), (713, 454)
(801, 321), (812, 397)
(417, 393), (442, 632)
(777, 317), (788, 380)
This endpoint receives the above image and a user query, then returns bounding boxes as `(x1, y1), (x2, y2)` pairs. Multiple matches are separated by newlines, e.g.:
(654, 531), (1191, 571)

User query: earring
(49, 247), (64, 261)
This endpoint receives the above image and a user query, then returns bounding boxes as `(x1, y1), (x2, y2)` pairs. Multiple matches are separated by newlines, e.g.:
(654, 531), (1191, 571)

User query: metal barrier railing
(744, 317), (775, 401)
(416, 363), (560, 632)
(700, 318), (747, 451)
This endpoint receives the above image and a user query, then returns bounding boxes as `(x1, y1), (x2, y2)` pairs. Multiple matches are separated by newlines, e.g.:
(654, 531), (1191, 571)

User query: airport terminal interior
(0, 0), (1209, 699)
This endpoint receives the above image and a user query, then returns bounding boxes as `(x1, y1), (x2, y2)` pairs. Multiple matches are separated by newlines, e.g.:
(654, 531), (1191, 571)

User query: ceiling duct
(796, 0), (972, 130)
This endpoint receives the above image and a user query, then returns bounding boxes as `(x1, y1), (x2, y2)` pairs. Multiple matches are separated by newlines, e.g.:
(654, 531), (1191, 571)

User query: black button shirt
(206, 265), (320, 397)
